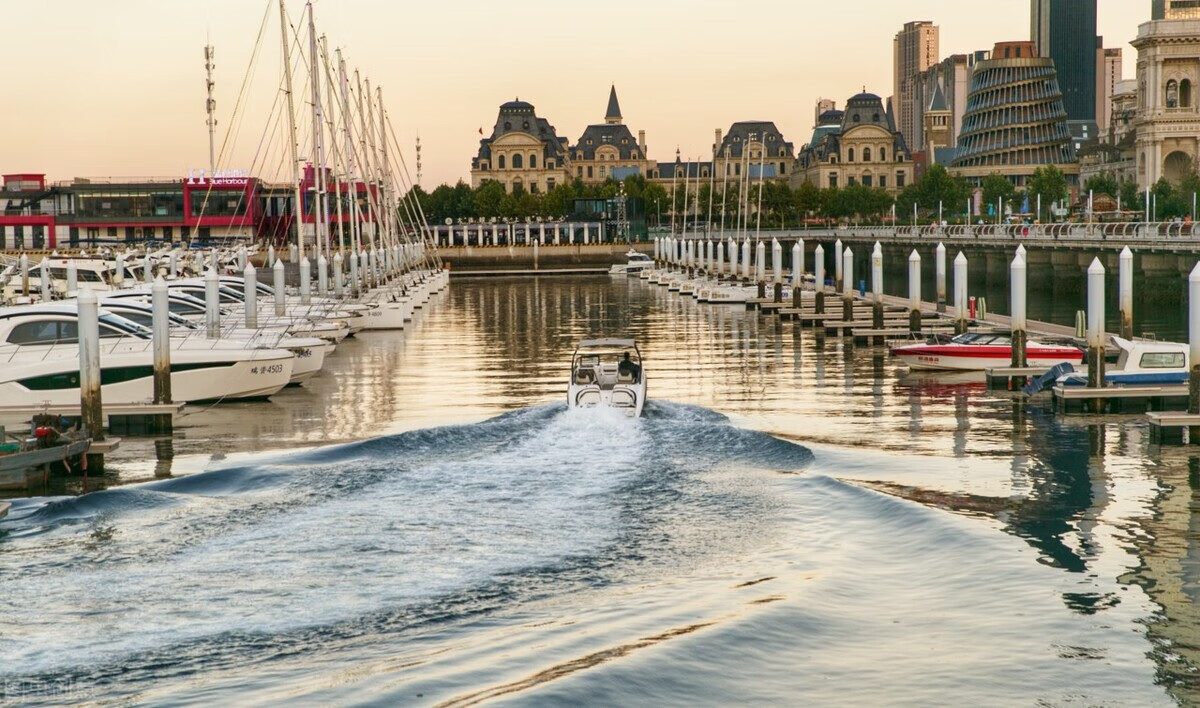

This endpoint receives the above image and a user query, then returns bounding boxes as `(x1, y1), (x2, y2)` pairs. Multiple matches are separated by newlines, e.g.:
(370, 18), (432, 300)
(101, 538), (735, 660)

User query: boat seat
(617, 370), (634, 384)
(574, 369), (595, 385)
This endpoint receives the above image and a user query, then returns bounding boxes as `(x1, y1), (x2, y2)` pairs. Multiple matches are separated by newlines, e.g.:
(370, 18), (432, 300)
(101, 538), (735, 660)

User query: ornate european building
(795, 91), (914, 193)
(949, 41), (1078, 188)
(1133, 4), (1200, 188)
(712, 121), (794, 181)
(470, 99), (570, 194)
(570, 86), (655, 184)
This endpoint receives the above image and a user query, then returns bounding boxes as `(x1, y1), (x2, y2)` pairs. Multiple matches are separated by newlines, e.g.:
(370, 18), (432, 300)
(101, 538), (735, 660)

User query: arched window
(863, 147), (872, 162)
(1167, 79), (1179, 108)
(880, 147), (887, 162)
(498, 154), (506, 169)
(529, 154), (537, 168)
(512, 153), (523, 169)
(1183, 79), (1193, 108)
(847, 148), (856, 163)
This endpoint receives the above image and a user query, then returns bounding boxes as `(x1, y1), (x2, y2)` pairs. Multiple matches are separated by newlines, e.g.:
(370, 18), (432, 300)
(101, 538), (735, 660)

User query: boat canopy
(577, 338), (637, 349)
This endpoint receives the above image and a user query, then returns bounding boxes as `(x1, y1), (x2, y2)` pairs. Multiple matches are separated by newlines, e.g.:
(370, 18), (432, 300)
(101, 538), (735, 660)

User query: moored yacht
(890, 332), (1084, 372)
(1057, 336), (1189, 386)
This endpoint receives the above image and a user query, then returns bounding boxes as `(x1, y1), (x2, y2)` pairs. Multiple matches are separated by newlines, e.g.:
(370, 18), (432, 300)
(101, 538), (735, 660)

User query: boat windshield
(951, 333), (1011, 346)
(572, 347), (642, 386)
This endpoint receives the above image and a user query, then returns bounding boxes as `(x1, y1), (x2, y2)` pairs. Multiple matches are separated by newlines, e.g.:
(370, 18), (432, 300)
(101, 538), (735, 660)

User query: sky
(2, 0), (1148, 188)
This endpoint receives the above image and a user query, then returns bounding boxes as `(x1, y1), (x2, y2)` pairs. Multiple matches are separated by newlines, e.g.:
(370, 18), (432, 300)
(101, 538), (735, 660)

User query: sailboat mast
(307, 3), (327, 264)
(279, 0), (305, 260)
(337, 50), (361, 256)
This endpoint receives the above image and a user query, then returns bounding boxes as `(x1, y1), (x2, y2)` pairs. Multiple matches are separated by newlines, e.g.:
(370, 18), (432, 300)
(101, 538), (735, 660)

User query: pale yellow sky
(1, 0), (1147, 187)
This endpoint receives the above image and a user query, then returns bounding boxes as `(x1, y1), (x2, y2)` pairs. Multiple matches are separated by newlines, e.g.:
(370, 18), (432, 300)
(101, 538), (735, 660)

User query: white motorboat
(567, 339), (647, 417)
(891, 332), (1085, 372)
(609, 251), (655, 276)
(1057, 336), (1189, 386)
(0, 305), (295, 405)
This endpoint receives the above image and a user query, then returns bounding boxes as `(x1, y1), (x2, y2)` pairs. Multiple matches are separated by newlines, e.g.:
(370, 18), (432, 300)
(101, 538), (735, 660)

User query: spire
(927, 81), (948, 112)
(605, 84), (622, 124)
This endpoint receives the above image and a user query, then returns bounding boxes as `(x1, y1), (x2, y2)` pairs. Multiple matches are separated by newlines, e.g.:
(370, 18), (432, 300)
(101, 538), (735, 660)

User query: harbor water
(1, 274), (1197, 705)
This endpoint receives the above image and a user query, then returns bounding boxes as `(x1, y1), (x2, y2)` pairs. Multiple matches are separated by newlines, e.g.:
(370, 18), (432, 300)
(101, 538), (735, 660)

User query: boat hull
(892, 345), (1083, 372)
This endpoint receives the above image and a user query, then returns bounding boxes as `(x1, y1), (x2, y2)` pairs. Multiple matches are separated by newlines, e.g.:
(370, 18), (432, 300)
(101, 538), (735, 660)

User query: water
(0, 275), (1196, 705)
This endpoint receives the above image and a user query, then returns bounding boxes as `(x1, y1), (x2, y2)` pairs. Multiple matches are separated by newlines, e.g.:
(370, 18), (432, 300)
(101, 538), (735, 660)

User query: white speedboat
(0, 305), (294, 405)
(1057, 336), (1188, 386)
(891, 332), (1084, 372)
(609, 251), (655, 276)
(567, 339), (647, 417)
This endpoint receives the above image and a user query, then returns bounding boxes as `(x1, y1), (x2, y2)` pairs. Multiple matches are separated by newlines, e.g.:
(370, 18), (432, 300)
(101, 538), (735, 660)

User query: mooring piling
(1011, 252), (1028, 368)
(814, 244), (826, 314)
(792, 240), (804, 286)
(1119, 246), (1134, 340)
(1087, 257), (1107, 395)
(954, 252), (968, 334)
(152, 277), (172, 406)
(908, 250), (921, 332)
(244, 263), (258, 329)
(842, 246), (854, 322)
(936, 243), (947, 314)
(77, 286), (104, 443)
(205, 268), (220, 338)
(871, 243), (884, 329)
(273, 259), (286, 316)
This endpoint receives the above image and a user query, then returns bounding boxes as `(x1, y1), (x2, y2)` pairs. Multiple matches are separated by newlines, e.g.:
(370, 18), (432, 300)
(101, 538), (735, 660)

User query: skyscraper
(1154, 0), (1200, 19)
(893, 21), (939, 152)
(1031, 0), (1098, 122)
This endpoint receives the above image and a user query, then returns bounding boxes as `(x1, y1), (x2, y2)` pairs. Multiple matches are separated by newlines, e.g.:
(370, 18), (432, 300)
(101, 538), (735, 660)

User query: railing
(658, 221), (1200, 245)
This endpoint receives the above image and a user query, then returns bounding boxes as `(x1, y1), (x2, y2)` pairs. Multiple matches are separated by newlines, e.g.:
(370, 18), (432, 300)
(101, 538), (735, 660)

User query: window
(1167, 79), (1179, 108)
(577, 166), (583, 177)
(863, 147), (872, 162)
(107, 227), (118, 239)
(862, 175), (872, 187)
(828, 173), (838, 188)
(587, 166), (593, 178)
(529, 154), (537, 168)
(880, 148), (887, 162)
(779, 162), (787, 174)
(853, 114), (861, 122)
(530, 182), (539, 194)
(512, 154), (523, 169)
(1141, 352), (1185, 368)
(498, 154), (506, 169)
(847, 148), (855, 163)
(879, 175), (887, 188)
(848, 176), (857, 186)
(1183, 79), (1193, 108)
(504, 121), (512, 130)
(8, 320), (78, 345)
(873, 113), (880, 122)
(522, 121), (530, 130)
(896, 171), (906, 187)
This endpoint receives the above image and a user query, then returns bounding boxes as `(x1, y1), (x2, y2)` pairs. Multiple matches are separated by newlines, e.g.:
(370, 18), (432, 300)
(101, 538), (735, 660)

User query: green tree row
(1084, 169), (1200, 220)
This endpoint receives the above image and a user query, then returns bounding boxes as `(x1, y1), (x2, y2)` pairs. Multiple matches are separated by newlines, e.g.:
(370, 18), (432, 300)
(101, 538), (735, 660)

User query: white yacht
(567, 339), (647, 417)
(0, 305), (295, 406)
(1057, 336), (1189, 387)
(609, 251), (655, 276)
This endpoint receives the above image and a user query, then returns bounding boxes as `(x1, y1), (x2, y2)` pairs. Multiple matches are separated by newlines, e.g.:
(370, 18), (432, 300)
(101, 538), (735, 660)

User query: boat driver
(618, 352), (641, 382)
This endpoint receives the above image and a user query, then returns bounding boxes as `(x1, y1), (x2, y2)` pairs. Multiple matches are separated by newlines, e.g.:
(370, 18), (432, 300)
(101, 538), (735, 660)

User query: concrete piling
(1011, 253), (1027, 368)
(954, 252), (968, 334)
(300, 257), (312, 305)
(756, 241), (767, 283)
(908, 250), (921, 332)
(1190, 262), (1200, 417)
(792, 240), (804, 286)
(205, 268), (220, 338)
(39, 265), (50, 302)
(152, 277), (172, 406)
(77, 286), (104, 444)
(268, 244), (276, 268)
(273, 259), (286, 316)
(20, 254), (29, 296)
(771, 239), (782, 283)
(1119, 246), (1134, 340)
(66, 260), (78, 294)
(1086, 257), (1106, 395)
(834, 239), (843, 292)
(741, 240), (751, 282)
(114, 253), (125, 287)
(349, 250), (360, 298)
(318, 255), (329, 298)
(871, 243), (884, 329)
(814, 244), (826, 314)
(936, 243), (947, 313)
(842, 247), (854, 322)
(244, 263), (258, 329)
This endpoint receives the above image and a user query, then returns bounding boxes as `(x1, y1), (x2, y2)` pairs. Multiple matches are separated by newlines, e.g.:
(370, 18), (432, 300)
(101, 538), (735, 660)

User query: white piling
(39, 264), (50, 301)
(756, 241), (767, 283)
(273, 259), (286, 316)
(19, 254), (29, 295)
(114, 253), (125, 287)
(741, 240), (751, 280)
(936, 243), (947, 313)
(954, 252), (968, 333)
(142, 253), (152, 283)
(1119, 246), (1133, 339)
(871, 243), (884, 329)
(152, 276), (172, 405)
(268, 244), (276, 268)
(834, 239), (843, 291)
(243, 263), (258, 329)
(169, 249), (179, 279)
(318, 254), (328, 298)
(350, 251), (360, 297)
(333, 252), (343, 298)
(65, 260), (78, 295)
(1190, 263), (1200, 414)
(908, 250), (921, 331)
(78, 286), (104, 442)
(1011, 253), (1027, 367)
(842, 246), (854, 321)
(771, 239), (782, 283)
(1087, 257), (1106, 392)
(792, 240), (804, 286)
(205, 268), (220, 338)
(299, 257), (312, 305)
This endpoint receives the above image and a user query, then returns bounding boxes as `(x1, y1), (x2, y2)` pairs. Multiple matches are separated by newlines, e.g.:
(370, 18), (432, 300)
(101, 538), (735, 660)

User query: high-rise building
(1154, 0), (1200, 19)
(1031, 0), (1098, 122)
(1096, 46), (1123, 133)
(893, 21), (939, 152)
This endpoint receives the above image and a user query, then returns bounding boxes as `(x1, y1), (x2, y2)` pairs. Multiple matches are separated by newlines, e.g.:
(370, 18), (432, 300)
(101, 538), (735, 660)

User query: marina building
(570, 86), (655, 185)
(795, 92), (914, 193)
(949, 41), (1079, 189)
(1132, 4), (1200, 188)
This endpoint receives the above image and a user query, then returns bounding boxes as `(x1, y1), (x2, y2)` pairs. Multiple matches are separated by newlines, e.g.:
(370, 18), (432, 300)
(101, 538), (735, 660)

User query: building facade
(894, 21), (940, 152)
(950, 42), (1079, 188)
(570, 86), (654, 184)
(470, 99), (570, 194)
(711, 121), (794, 183)
(1097, 47), (1124, 133)
(796, 92), (914, 193)
(1134, 3), (1200, 187)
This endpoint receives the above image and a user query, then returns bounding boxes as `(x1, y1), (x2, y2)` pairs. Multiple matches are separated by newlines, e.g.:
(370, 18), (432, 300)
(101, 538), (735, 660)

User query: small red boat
(890, 332), (1084, 371)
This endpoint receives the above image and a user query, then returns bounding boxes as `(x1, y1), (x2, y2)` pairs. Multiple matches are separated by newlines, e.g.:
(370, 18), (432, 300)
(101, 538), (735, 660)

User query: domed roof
(818, 109), (844, 125)
(500, 99), (534, 111)
(847, 92), (882, 104)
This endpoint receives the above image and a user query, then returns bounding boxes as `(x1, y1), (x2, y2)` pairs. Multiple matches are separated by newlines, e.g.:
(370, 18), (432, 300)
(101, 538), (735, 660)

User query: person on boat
(618, 352), (641, 382)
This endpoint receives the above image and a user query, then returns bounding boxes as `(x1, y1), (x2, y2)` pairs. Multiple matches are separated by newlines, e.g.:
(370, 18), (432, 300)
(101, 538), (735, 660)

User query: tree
(1118, 180), (1139, 212)
(1083, 171), (1119, 198)
(641, 182), (669, 226)
(981, 173), (1016, 214)
(915, 164), (968, 214)
(1027, 165), (1069, 220)
(793, 181), (823, 220)
(474, 180), (506, 218)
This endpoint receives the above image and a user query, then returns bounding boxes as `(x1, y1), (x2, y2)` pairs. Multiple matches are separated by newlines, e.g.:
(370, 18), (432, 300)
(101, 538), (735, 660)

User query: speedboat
(890, 332), (1084, 371)
(609, 251), (655, 276)
(567, 339), (647, 417)
(1057, 336), (1188, 386)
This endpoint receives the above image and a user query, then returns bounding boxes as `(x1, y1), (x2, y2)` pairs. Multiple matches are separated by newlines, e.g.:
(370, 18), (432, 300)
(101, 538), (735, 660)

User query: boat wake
(0, 401), (812, 696)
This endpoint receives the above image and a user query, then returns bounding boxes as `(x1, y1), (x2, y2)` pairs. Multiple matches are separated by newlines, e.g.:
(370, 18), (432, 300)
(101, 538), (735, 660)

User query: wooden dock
(1052, 385), (1189, 414)
(0, 403), (183, 435)
(1147, 412), (1200, 444)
